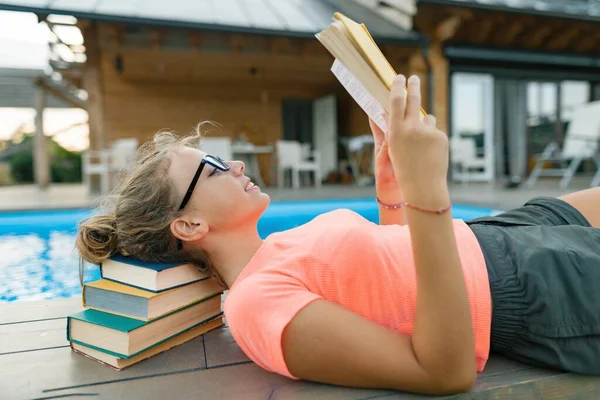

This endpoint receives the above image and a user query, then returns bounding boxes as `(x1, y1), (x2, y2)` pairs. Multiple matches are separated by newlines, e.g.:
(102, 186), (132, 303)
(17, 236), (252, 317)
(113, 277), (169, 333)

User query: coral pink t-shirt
(224, 209), (492, 379)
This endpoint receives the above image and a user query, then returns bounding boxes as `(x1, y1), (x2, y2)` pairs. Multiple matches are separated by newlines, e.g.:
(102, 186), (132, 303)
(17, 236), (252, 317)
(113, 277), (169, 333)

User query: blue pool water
(0, 199), (496, 303)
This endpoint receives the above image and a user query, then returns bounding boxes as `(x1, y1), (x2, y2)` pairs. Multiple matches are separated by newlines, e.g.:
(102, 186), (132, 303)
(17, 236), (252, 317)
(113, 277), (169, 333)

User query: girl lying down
(76, 75), (600, 395)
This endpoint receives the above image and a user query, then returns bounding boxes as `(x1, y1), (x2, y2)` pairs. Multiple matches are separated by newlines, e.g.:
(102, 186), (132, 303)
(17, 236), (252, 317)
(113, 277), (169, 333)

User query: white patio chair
(198, 137), (233, 161)
(526, 101), (600, 189)
(82, 149), (111, 194)
(276, 140), (321, 189)
(110, 138), (139, 177)
(449, 136), (486, 183)
(339, 135), (375, 184)
(82, 138), (139, 194)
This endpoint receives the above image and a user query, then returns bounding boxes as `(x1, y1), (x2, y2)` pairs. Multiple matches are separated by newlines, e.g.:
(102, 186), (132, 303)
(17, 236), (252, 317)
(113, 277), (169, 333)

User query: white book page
(331, 59), (388, 133)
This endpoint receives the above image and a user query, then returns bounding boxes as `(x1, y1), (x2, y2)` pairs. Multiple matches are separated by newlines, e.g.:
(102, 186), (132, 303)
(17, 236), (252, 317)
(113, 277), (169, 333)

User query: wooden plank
(0, 297), (83, 324)
(203, 326), (250, 367)
(494, 21), (526, 47)
(41, 362), (393, 400)
(36, 358), (600, 400)
(36, 76), (86, 109)
(0, 336), (206, 400)
(522, 24), (553, 48)
(478, 355), (533, 377)
(1, 298), (596, 399)
(547, 27), (582, 51)
(470, 371), (600, 399)
(0, 318), (67, 354)
(470, 18), (496, 44)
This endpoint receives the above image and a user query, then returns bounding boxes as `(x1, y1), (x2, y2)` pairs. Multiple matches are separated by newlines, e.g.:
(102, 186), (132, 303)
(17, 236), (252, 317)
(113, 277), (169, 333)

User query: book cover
(316, 12), (427, 125)
(82, 278), (225, 321)
(99, 276), (208, 293)
(70, 317), (224, 370)
(68, 312), (224, 359)
(102, 254), (193, 273)
(85, 279), (160, 300)
(68, 292), (222, 333)
(100, 254), (210, 293)
(333, 12), (398, 90)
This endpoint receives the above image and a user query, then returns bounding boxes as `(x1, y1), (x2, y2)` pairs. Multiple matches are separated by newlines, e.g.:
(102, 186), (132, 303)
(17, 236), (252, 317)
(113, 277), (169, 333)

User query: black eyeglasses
(178, 154), (230, 211)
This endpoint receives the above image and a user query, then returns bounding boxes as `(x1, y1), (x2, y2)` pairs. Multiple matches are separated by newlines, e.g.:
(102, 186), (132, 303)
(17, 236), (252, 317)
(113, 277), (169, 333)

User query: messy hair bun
(76, 213), (119, 265)
(75, 126), (216, 287)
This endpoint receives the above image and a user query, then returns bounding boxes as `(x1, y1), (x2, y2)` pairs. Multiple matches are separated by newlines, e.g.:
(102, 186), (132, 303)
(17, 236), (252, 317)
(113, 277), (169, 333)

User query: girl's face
(169, 146), (270, 238)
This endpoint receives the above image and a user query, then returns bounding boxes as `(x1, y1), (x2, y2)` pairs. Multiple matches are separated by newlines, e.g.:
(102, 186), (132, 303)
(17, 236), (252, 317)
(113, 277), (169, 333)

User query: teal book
(67, 293), (223, 359)
(100, 255), (210, 293)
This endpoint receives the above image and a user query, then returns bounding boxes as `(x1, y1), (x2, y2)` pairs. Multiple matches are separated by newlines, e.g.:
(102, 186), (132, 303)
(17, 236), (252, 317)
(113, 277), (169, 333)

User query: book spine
(66, 317), (72, 341)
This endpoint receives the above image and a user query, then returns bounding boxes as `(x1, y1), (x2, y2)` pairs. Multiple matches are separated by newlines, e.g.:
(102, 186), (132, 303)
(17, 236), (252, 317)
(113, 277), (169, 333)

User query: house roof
(0, 38), (73, 108)
(418, 0), (600, 22)
(0, 0), (426, 44)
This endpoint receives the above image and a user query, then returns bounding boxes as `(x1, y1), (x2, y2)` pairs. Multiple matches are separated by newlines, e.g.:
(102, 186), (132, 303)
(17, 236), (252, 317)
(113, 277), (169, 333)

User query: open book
(315, 12), (427, 133)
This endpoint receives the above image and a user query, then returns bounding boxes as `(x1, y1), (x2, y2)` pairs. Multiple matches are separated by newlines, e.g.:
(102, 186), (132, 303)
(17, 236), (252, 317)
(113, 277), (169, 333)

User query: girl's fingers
(406, 76), (422, 120)
(389, 75), (407, 123)
(381, 113), (389, 125)
(423, 114), (437, 128)
(369, 118), (384, 141)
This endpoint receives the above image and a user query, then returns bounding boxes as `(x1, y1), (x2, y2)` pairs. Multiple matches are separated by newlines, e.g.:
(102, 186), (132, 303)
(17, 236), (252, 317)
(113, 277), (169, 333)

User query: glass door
(450, 73), (495, 182)
(526, 80), (591, 162)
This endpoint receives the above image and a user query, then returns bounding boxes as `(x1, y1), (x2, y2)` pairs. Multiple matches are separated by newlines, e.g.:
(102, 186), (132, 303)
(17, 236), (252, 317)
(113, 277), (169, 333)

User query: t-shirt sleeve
(223, 272), (323, 379)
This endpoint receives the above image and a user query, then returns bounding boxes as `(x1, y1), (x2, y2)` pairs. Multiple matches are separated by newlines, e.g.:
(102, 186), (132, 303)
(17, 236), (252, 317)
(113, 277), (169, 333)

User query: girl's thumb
(378, 140), (389, 157)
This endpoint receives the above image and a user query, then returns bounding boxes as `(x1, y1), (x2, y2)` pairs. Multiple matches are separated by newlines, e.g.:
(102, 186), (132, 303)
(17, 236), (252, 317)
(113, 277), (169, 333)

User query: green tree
(5, 135), (82, 184)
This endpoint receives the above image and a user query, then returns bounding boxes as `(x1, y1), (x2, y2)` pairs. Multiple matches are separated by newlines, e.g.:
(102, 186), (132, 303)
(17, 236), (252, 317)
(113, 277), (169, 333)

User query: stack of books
(66, 255), (225, 370)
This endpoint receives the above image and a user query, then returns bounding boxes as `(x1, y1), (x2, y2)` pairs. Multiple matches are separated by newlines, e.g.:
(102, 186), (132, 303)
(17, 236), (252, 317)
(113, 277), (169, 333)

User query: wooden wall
(79, 22), (423, 182)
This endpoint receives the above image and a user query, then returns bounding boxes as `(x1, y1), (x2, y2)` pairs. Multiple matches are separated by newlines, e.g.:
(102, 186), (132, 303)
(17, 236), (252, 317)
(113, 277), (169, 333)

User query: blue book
(100, 255), (210, 293)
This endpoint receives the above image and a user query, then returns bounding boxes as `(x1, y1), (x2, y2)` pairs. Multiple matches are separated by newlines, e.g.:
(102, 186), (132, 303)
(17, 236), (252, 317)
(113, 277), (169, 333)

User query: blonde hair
(76, 123), (218, 284)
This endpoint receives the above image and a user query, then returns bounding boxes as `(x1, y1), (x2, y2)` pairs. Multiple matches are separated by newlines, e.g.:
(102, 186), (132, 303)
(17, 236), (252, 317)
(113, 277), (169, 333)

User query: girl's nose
(230, 160), (245, 175)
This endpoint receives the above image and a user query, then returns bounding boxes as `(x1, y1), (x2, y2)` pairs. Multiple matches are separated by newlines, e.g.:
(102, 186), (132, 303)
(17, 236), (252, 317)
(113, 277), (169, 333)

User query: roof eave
(0, 3), (428, 45)
(417, 0), (600, 23)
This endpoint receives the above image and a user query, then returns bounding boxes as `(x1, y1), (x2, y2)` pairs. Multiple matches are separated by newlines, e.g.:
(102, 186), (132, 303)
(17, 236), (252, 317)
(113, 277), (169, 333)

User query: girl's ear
(170, 216), (209, 243)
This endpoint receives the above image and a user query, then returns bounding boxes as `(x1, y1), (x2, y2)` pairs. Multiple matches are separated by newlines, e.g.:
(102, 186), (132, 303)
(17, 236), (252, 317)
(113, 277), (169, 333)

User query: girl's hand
(369, 117), (398, 192)
(387, 75), (449, 206)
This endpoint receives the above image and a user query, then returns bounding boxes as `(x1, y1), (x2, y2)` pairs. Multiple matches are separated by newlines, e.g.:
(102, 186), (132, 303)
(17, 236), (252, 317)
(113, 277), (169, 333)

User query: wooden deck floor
(2, 298), (600, 400)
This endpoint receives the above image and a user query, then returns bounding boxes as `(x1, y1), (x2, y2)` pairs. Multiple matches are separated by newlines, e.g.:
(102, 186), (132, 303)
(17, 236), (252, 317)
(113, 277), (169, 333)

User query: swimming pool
(0, 199), (496, 303)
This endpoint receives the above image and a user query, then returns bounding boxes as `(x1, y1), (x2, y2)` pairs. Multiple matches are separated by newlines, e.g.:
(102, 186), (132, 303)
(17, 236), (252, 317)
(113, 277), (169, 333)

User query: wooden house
(2, 0), (600, 186)
(0, 0), (428, 187)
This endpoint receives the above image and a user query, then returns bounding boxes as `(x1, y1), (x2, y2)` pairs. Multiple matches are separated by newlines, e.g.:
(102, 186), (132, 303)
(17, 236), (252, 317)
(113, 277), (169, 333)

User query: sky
(0, 10), (88, 152)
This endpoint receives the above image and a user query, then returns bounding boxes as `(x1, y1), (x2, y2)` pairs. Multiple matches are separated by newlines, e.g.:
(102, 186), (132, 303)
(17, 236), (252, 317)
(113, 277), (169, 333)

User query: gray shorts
(467, 197), (600, 375)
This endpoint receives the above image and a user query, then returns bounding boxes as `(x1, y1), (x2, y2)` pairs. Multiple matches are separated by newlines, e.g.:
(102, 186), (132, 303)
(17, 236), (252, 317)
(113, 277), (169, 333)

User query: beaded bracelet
(376, 196), (452, 214)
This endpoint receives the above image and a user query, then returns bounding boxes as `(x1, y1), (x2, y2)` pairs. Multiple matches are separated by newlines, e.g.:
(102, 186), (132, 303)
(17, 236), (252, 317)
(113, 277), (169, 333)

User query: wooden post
(81, 22), (107, 193)
(429, 41), (449, 133)
(82, 22), (106, 152)
(33, 86), (50, 188)
(408, 49), (429, 115)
